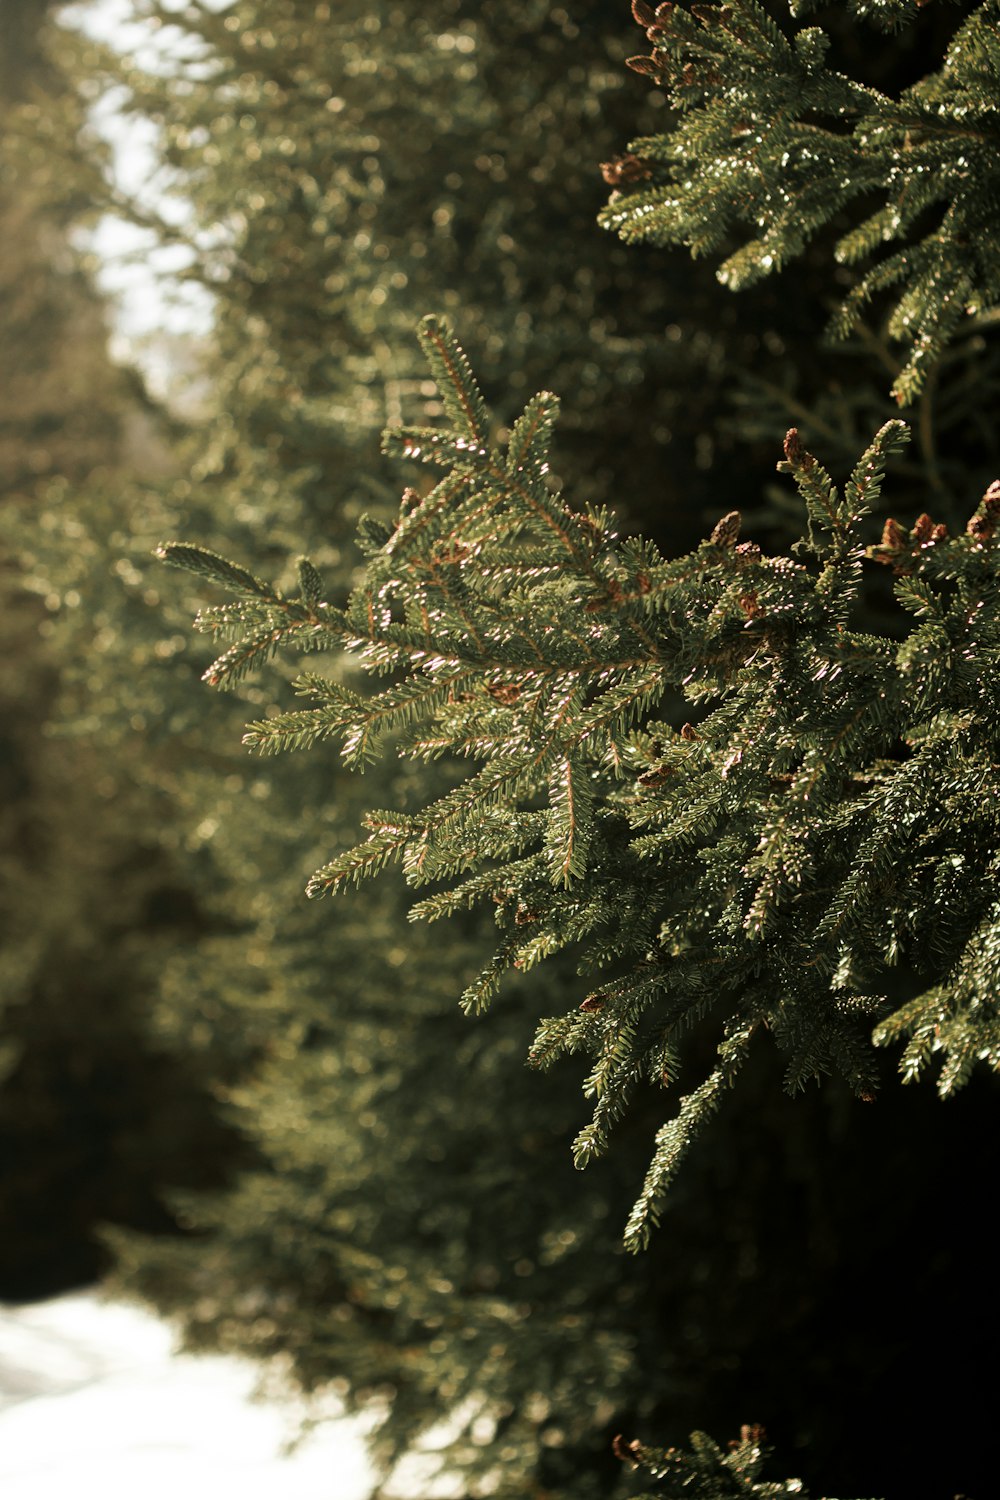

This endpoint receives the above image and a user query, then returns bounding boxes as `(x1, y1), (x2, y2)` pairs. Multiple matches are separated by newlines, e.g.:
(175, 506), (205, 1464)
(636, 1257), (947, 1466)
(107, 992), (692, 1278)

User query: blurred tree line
(0, 0), (246, 1298)
(2, 1), (999, 1497)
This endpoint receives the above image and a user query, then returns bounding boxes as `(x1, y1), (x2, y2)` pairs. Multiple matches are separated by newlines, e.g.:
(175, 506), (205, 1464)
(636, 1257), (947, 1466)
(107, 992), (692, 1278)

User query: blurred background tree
(0, 0), (249, 1298)
(3, 1), (998, 1498)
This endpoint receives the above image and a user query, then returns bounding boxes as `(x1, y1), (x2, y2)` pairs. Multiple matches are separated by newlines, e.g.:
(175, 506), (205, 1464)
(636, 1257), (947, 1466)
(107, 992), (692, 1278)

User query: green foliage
(99, 0), (730, 546)
(618, 1424), (837, 1499)
(604, 0), (1000, 404)
(0, 1), (248, 1295)
(74, 0), (1000, 1495)
(169, 319), (1000, 1259)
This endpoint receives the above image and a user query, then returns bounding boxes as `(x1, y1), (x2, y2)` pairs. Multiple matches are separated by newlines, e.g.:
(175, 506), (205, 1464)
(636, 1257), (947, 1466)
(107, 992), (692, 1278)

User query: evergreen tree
(89, 8), (861, 1495)
(150, 2), (1000, 1496)
(100, 0), (987, 549)
(98, 0), (714, 546)
(163, 320), (1000, 1500)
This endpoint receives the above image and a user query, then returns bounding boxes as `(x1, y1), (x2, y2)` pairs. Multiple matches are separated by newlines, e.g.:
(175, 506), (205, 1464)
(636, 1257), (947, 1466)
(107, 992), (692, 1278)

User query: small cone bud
(710, 510), (742, 547)
(626, 54), (664, 77)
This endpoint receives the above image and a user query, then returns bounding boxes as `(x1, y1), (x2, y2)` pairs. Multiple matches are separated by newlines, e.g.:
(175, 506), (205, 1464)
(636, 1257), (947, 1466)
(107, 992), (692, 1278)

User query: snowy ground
(0, 1293), (375, 1500)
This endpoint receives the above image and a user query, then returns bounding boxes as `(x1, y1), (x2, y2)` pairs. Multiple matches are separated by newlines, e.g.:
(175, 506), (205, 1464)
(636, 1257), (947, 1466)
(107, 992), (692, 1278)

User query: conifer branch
(605, 0), (1000, 402)
(166, 326), (1000, 1246)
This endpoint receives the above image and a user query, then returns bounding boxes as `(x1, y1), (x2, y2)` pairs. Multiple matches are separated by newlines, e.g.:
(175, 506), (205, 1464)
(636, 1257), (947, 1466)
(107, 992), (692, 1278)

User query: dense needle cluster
(162, 314), (1000, 1254)
(604, 0), (1000, 404)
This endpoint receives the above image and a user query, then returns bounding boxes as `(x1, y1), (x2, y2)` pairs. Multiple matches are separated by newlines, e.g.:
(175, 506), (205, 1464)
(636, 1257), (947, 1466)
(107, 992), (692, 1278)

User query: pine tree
(149, 2), (1000, 1495)
(161, 327), (1000, 1497)
(97, 0), (978, 549)
(89, 8), (876, 1495)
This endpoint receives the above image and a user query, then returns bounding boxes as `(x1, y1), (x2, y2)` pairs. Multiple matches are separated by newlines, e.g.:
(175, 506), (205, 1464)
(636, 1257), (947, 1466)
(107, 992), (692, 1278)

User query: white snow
(0, 1293), (375, 1500)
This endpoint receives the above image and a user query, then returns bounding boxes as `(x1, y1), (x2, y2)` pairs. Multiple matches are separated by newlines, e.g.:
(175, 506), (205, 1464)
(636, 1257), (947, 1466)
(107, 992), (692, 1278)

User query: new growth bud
(600, 153), (653, 188)
(966, 481), (1000, 543)
(782, 427), (815, 471)
(612, 1435), (644, 1467)
(626, 54), (665, 78)
(710, 510), (742, 547)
